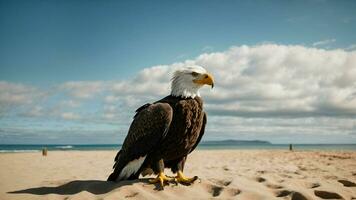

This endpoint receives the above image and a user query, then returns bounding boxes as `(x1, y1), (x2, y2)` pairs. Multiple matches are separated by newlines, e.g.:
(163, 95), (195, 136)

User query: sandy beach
(1, 150), (355, 200)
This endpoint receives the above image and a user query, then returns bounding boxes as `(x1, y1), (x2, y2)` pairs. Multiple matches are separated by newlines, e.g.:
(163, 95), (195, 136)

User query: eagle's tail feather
(107, 155), (146, 182)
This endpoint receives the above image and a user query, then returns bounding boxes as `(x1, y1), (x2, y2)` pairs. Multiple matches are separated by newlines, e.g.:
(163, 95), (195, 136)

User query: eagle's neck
(170, 79), (201, 99)
(171, 89), (200, 99)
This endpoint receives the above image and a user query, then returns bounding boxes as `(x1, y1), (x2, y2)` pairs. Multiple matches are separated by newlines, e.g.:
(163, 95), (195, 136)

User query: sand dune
(1, 150), (355, 200)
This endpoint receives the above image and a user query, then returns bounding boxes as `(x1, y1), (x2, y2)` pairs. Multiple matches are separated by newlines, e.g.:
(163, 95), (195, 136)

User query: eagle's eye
(191, 72), (199, 77)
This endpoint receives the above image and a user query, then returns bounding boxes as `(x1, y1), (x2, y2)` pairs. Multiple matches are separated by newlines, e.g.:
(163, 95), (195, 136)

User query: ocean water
(0, 143), (356, 153)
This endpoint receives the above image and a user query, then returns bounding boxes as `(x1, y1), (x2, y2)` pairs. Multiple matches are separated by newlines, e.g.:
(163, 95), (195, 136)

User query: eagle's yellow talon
(148, 172), (174, 188)
(175, 171), (198, 184)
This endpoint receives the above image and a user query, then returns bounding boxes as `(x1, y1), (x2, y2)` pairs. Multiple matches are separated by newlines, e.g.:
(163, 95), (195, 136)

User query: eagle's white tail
(117, 156), (146, 181)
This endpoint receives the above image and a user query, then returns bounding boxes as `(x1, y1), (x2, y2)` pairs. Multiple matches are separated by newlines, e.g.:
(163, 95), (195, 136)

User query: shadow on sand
(8, 179), (152, 195)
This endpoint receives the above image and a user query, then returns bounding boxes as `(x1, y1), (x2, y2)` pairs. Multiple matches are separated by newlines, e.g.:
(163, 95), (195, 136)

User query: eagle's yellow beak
(193, 73), (214, 88)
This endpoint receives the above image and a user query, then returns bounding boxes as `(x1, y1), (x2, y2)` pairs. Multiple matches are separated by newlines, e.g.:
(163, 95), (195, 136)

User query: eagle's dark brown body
(107, 95), (206, 181)
(155, 95), (205, 159)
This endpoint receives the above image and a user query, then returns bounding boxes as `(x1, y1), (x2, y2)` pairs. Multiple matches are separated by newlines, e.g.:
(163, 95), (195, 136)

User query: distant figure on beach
(107, 66), (214, 189)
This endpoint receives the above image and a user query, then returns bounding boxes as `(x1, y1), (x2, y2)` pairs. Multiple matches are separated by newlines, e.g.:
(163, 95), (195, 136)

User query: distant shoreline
(1, 141), (356, 153)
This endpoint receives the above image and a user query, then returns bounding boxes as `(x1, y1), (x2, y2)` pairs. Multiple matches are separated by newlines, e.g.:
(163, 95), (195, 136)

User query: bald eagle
(107, 65), (214, 188)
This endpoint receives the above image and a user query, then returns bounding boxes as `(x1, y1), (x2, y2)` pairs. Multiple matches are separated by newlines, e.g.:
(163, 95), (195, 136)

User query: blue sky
(0, 0), (356, 144)
(1, 0), (355, 84)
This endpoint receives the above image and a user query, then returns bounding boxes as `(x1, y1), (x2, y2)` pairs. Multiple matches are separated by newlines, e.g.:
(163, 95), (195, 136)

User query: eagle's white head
(171, 65), (214, 98)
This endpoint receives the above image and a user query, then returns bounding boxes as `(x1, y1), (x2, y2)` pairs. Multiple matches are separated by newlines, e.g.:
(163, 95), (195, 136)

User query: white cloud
(21, 106), (44, 117)
(104, 95), (120, 104)
(2, 44), (356, 143)
(312, 38), (336, 46)
(0, 81), (45, 105)
(190, 44), (356, 118)
(0, 81), (48, 117)
(60, 100), (81, 108)
(58, 81), (105, 99)
(61, 112), (81, 120)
